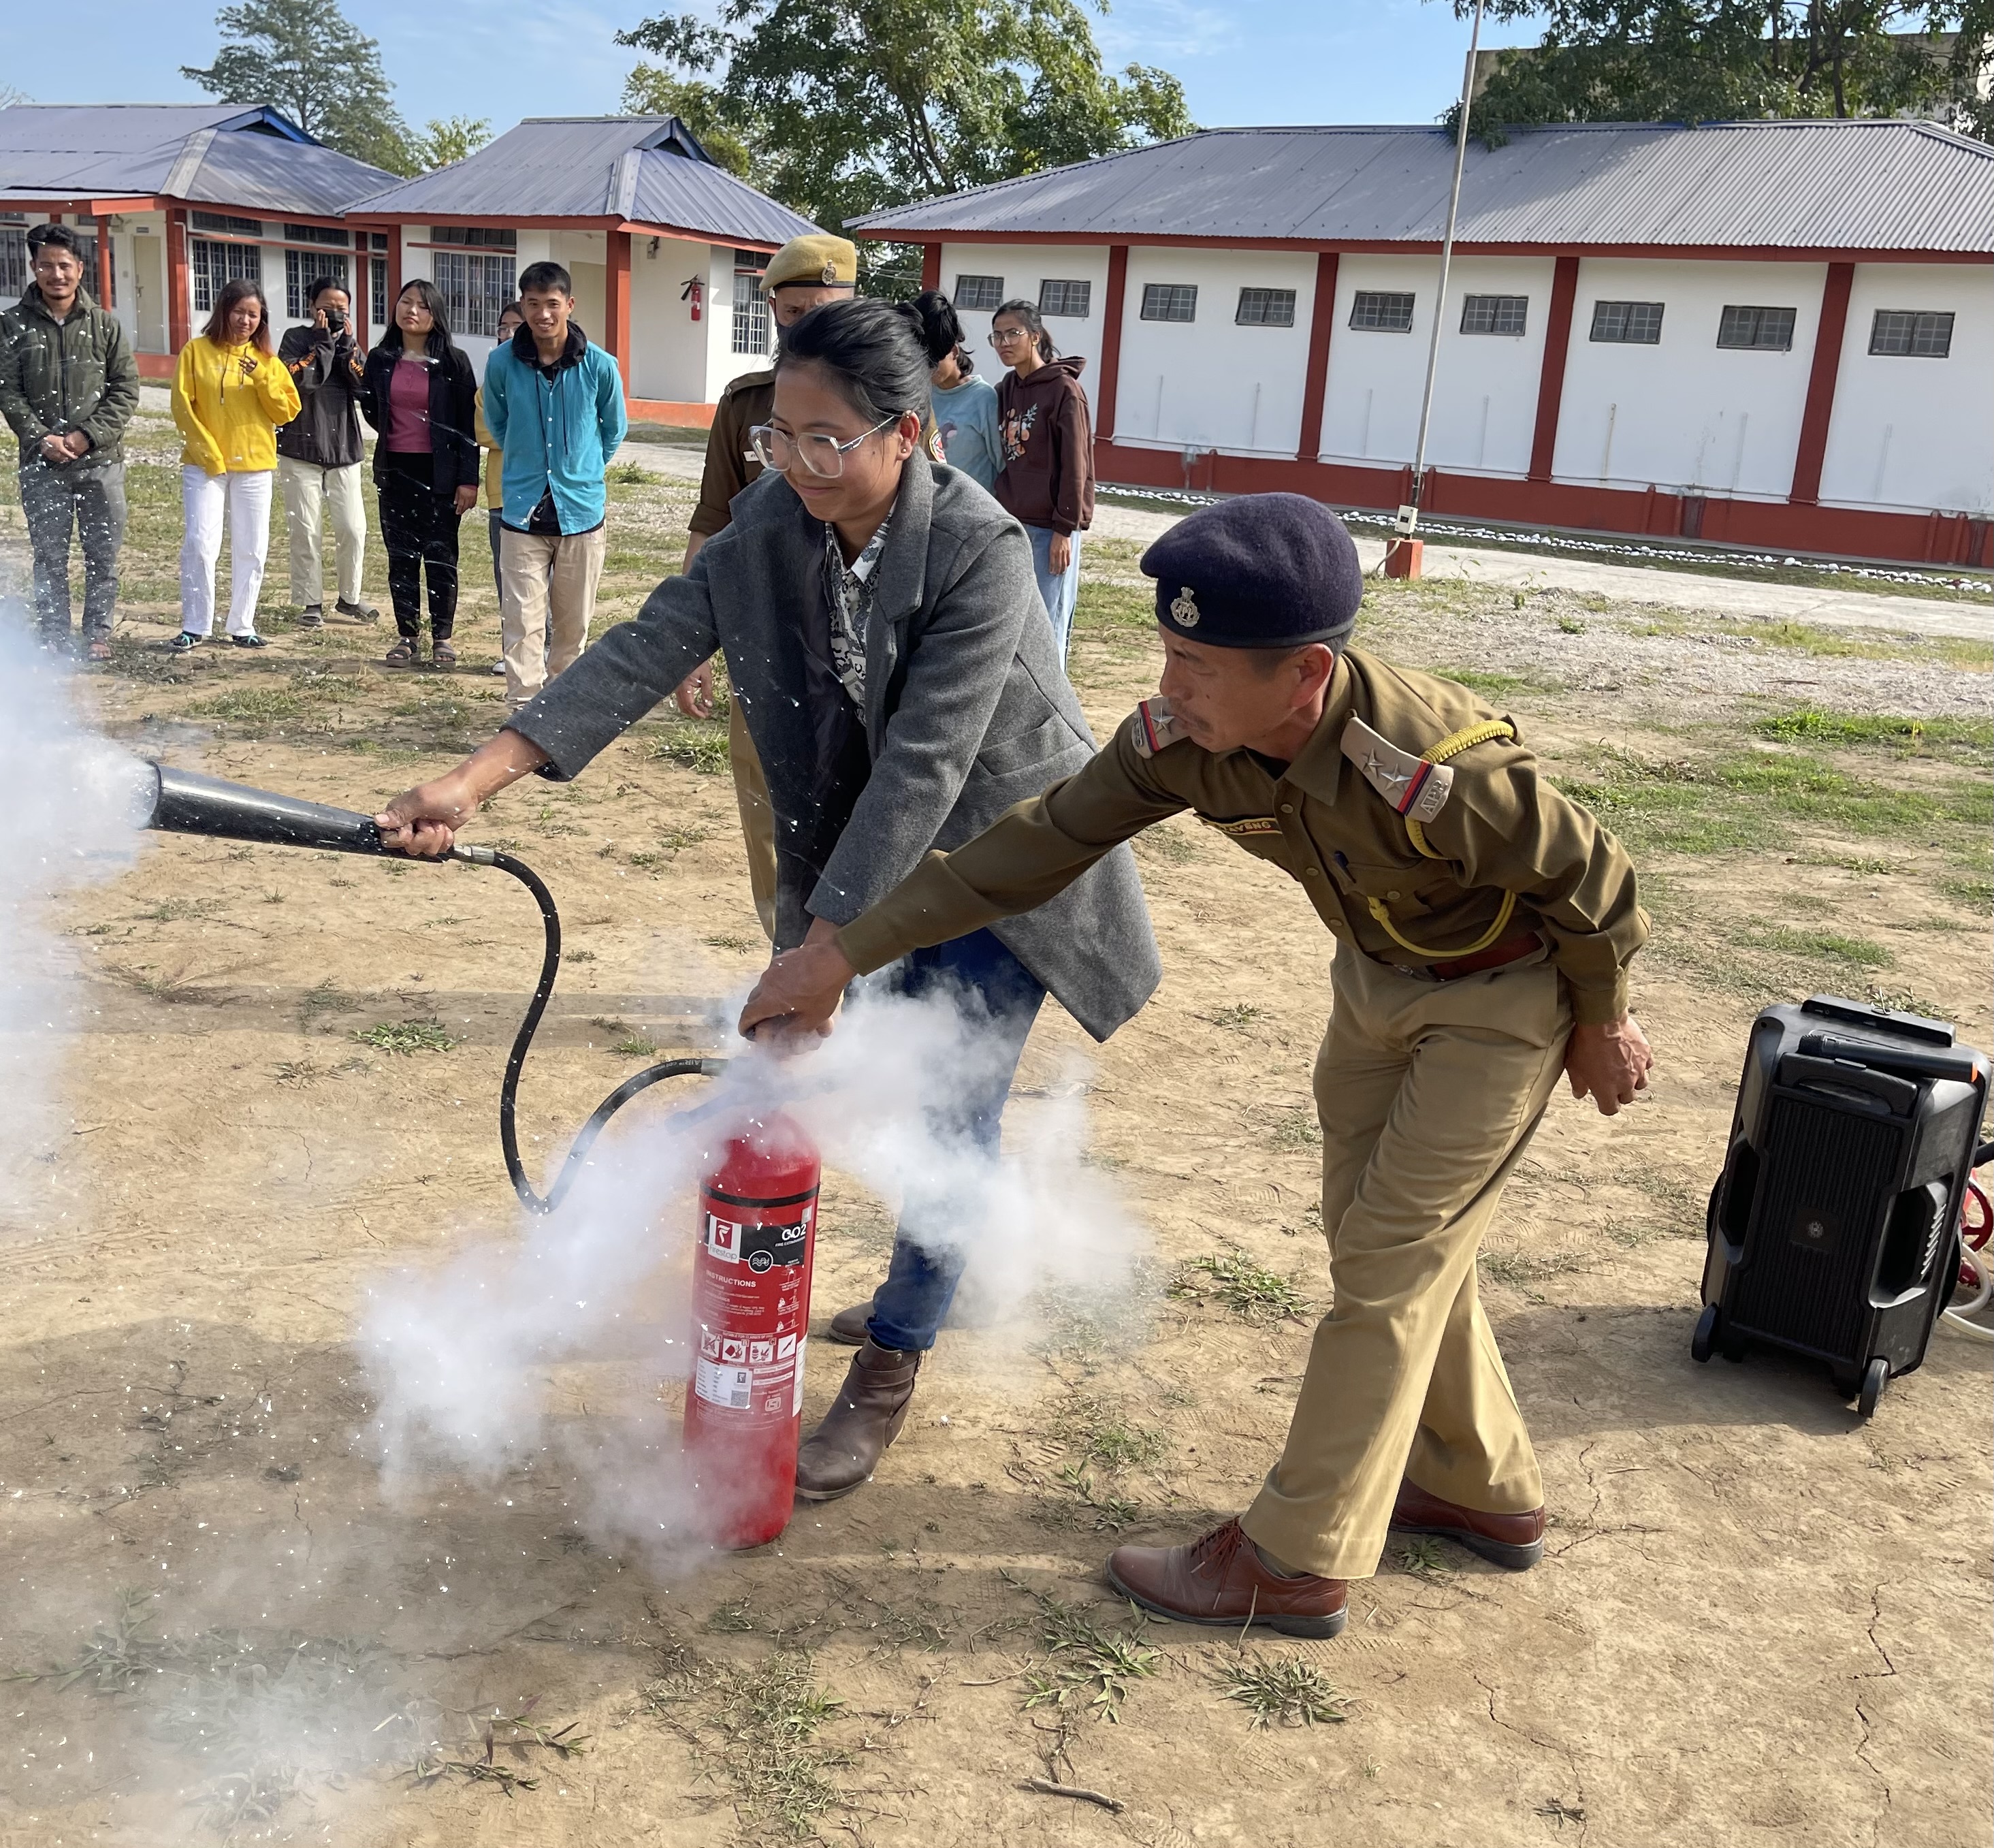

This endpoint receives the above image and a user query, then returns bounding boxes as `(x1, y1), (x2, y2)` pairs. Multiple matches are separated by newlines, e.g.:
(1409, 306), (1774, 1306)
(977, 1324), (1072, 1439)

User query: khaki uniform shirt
(690, 367), (775, 538)
(838, 647), (1647, 1025)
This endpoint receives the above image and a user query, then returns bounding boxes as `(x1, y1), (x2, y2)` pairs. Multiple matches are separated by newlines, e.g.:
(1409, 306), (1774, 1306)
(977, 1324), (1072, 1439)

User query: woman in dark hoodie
(989, 299), (1093, 664)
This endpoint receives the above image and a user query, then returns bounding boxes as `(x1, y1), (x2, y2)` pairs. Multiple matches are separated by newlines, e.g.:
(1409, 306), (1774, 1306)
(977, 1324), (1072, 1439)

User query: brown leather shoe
(826, 1299), (873, 1344)
(794, 1339), (921, 1501)
(1106, 1520), (1347, 1638)
(1389, 1480), (1545, 1570)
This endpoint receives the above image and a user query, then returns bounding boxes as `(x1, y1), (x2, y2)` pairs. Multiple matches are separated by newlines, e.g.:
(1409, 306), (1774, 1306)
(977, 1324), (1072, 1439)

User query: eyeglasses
(989, 327), (1033, 347)
(749, 417), (897, 479)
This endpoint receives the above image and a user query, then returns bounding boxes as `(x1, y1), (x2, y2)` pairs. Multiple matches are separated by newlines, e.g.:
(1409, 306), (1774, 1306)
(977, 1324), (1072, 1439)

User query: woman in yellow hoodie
(170, 278), (300, 653)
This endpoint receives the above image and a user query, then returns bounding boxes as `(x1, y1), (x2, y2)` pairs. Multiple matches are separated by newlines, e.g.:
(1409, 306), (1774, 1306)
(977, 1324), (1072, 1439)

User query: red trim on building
(627, 397), (718, 429)
(135, 352), (174, 381)
(1093, 439), (1994, 569)
(605, 229), (632, 387)
(882, 229), (1989, 264)
(1097, 246), (1129, 440)
(1296, 251), (1339, 463)
(920, 244), (941, 291)
(1790, 261), (1854, 506)
(165, 207), (190, 353)
(93, 212), (114, 308)
(1529, 254), (1580, 483)
(385, 227), (403, 333)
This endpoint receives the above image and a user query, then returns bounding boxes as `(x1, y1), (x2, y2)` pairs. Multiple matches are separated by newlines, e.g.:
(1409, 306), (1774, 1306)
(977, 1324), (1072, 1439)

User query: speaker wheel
(1720, 1326), (1749, 1363)
(1856, 1358), (1889, 1420)
(1690, 1304), (1719, 1363)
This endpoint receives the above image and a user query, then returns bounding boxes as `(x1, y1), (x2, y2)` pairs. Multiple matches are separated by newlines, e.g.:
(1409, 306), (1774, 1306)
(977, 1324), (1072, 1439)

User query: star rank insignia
(1341, 716), (1455, 824)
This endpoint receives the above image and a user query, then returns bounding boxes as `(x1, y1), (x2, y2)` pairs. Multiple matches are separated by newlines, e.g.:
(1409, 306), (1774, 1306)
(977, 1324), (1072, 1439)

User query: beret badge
(1169, 586), (1200, 628)
(821, 261), (839, 284)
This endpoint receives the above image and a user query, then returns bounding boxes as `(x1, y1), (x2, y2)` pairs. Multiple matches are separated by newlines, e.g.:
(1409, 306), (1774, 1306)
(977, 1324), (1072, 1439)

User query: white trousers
(499, 525), (606, 711)
(276, 456), (366, 608)
(180, 465), (274, 637)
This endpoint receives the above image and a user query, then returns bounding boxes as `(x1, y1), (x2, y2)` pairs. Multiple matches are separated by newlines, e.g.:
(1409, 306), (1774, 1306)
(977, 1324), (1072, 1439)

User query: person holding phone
(169, 277), (300, 654)
(276, 276), (379, 630)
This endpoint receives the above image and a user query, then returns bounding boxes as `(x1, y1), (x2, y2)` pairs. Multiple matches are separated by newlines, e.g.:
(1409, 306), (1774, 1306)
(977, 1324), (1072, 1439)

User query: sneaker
(167, 631), (204, 654)
(335, 598), (381, 624)
(297, 605), (325, 630)
(231, 633), (269, 649)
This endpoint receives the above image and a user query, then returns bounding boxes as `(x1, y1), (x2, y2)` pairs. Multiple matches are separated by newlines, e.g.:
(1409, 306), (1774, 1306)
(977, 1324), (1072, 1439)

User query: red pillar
(93, 212), (113, 308)
(1528, 253), (1580, 482)
(385, 224), (402, 330)
(1296, 250), (1340, 463)
(1095, 245), (1129, 443)
(165, 206), (191, 352)
(605, 228), (632, 389)
(919, 243), (941, 291)
(1790, 261), (1854, 507)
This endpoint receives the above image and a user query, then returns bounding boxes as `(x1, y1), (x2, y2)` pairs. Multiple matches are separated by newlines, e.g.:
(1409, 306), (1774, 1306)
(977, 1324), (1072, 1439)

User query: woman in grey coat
(376, 298), (1159, 1503)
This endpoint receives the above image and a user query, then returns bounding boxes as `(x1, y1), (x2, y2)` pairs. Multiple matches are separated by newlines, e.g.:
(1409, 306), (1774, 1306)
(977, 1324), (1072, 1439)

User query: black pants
(378, 451), (459, 640)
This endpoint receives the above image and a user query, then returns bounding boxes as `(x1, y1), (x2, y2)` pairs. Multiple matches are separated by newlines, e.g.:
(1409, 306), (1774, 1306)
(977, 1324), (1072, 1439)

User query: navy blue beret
(1142, 494), (1363, 650)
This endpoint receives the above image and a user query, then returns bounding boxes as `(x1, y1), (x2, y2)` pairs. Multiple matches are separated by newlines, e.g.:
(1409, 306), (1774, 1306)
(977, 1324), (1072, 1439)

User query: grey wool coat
(508, 450), (1161, 1042)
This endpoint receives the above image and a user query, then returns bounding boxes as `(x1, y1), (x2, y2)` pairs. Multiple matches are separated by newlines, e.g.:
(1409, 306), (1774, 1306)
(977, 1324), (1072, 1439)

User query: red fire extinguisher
(683, 1109), (820, 1548)
(681, 275), (703, 321)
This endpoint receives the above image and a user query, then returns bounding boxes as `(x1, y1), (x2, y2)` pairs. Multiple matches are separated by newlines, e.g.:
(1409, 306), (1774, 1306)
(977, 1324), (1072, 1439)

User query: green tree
(620, 65), (756, 178)
(181, 0), (416, 173)
(410, 114), (493, 173)
(1454, 1), (1989, 136)
(615, 0), (1195, 246)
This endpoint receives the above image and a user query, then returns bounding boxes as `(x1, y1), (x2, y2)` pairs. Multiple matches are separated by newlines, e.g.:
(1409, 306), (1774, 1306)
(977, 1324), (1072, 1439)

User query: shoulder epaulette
(1128, 697), (1189, 759)
(1341, 713), (1517, 855)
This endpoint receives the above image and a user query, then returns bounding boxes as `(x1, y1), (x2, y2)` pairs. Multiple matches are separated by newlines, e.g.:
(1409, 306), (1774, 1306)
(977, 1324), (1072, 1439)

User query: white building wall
(628, 235), (710, 401)
(1112, 246), (1317, 456)
(698, 244), (775, 402)
(1816, 261), (1994, 516)
(1317, 253), (1555, 472)
(937, 240), (1110, 387)
(1550, 257), (1826, 499)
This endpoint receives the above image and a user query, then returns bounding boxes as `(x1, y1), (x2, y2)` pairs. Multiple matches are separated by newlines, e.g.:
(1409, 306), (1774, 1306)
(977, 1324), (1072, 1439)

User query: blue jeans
(1027, 524), (1081, 665)
(865, 928), (1046, 1352)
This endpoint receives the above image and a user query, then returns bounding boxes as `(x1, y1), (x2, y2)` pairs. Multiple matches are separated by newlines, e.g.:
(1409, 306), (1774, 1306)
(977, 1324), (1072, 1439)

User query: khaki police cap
(762, 234), (858, 296)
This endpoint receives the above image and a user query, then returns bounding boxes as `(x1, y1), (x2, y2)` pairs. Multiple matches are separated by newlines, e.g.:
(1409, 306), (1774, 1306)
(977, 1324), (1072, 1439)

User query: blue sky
(14, 1), (1547, 141)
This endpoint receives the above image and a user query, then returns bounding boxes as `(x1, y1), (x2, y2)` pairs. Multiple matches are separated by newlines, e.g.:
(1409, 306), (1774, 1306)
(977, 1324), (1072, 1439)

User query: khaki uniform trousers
(1240, 940), (1571, 1581)
(500, 525), (607, 712)
(727, 697), (779, 943)
(276, 456), (366, 609)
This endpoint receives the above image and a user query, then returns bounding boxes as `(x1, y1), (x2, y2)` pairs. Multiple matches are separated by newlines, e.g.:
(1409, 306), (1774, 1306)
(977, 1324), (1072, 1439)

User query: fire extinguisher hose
(485, 850), (726, 1216)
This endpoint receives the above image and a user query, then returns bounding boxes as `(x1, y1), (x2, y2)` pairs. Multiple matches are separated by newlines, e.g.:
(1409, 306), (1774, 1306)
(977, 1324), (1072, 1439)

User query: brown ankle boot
(794, 1338), (921, 1502)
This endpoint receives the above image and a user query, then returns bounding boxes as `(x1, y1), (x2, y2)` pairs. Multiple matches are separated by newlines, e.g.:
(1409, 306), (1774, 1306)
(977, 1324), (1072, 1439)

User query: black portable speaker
(1695, 994), (1989, 1418)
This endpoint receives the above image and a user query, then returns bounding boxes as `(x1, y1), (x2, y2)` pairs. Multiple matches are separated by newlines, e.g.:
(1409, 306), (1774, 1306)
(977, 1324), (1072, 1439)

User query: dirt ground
(1, 414), (1990, 1847)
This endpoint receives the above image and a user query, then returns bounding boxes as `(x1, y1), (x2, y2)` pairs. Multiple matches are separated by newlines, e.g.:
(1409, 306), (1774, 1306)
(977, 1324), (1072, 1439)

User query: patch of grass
(1754, 708), (1993, 760)
(703, 931), (754, 951)
(607, 460), (648, 484)
(651, 727), (730, 774)
(1555, 615), (1586, 635)
(1215, 1656), (1349, 1728)
(272, 1059), (321, 1089)
(1073, 577), (1159, 637)
(1051, 1394), (1166, 1472)
(612, 1033), (661, 1057)
(1396, 1537), (1453, 1579)
(1206, 1002), (1267, 1032)
(1861, 981), (1950, 1021)
(705, 1597), (758, 1634)
(1012, 1585), (1160, 1723)
(184, 686), (310, 724)
(1267, 1106), (1321, 1150)
(137, 895), (218, 923)
(1731, 921), (1895, 970)
(352, 1018), (457, 1054)
(1134, 824), (1196, 865)
(1939, 874), (1993, 912)
(1478, 1246), (1594, 1289)
(1170, 1248), (1313, 1323)
(562, 947), (597, 962)
(1432, 665), (1559, 698)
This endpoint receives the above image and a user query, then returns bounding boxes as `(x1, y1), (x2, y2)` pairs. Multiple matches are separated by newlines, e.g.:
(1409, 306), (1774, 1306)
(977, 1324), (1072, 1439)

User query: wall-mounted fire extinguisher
(683, 1109), (820, 1548)
(681, 275), (703, 322)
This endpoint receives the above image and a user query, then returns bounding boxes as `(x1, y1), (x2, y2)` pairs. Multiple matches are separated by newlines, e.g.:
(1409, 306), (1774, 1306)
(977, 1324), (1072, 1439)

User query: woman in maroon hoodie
(990, 300), (1093, 663)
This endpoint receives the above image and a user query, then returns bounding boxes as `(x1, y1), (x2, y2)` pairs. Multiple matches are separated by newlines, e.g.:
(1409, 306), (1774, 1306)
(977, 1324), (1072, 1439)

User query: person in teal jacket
(481, 259), (628, 711)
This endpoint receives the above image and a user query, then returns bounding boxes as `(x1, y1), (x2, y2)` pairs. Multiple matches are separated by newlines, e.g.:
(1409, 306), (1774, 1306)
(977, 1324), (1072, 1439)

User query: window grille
(431, 226), (518, 248)
(285, 249), (350, 320)
(1461, 293), (1528, 336)
(432, 249), (515, 337)
(1140, 283), (1197, 323)
(954, 273), (1003, 311)
(1235, 287), (1296, 327)
(189, 237), (262, 313)
(191, 211), (261, 237)
(283, 223), (349, 247)
(1038, 278), (1091, 317)
(370, 257), (387, 330)
(1868, 309), (1953, 357)
(0, 226), (25, 298)
(1589, 300), (1664, 344)
(732, 268), (771, 355)
(1716, 304), (1796, 350)
(1349, 290), (1415, 332)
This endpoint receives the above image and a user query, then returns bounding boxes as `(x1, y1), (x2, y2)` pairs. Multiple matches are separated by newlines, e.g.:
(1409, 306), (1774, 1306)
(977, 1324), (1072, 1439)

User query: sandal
(87, 639), (113, 663)
(384, 639), (420, 668)
(430, 639), (457, 669)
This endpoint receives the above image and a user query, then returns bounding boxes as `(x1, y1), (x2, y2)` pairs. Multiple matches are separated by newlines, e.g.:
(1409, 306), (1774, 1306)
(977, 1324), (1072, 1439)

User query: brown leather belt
(1423, 933), (1544, 982)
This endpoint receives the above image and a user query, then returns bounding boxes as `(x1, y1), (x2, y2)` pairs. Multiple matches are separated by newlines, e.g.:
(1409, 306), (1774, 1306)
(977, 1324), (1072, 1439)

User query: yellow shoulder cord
(1364, 718), (1517, 960)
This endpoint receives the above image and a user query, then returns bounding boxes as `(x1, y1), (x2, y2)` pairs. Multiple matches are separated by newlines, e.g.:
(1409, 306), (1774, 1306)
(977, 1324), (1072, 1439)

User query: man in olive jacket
(0, 223), (140, 656)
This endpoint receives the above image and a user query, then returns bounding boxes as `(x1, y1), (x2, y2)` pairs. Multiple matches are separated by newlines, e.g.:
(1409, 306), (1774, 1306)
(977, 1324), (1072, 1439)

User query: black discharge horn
(144, 763), (496, 864)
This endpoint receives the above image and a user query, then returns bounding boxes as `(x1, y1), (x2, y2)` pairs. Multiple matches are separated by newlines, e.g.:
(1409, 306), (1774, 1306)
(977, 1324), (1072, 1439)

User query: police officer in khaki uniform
(739, 493), (1654, 1638)
(675, 234), (858, 940)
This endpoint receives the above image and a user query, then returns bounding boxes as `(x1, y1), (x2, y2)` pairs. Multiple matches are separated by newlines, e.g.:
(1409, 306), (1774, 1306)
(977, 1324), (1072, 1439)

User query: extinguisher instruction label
(691, 1200), (816, 1416)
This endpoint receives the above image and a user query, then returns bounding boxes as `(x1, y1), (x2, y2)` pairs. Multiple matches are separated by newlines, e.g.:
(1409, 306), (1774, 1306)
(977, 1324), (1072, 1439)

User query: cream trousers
(276, 456), (366, 608)
(499, 524), (607, 711)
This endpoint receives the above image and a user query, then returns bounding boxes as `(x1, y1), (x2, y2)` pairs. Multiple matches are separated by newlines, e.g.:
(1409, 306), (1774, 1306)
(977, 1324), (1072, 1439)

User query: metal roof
(850, 121), (1994, 255)
(0, 103), (391, 215)
(349, 116), (819, 246)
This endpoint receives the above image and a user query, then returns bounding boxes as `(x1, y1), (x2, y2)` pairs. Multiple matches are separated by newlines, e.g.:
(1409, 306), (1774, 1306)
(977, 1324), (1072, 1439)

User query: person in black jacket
(359, 280), (479, 668)
(277, 276), (379, 630)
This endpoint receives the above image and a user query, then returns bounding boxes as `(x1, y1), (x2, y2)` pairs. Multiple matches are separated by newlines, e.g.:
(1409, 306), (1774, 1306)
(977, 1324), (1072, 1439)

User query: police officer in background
(673, 234), (858, 940)
(740, 493), (1654, 1638)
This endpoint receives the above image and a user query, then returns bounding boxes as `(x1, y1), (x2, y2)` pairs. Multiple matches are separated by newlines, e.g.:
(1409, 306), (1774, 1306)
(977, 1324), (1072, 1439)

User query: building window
(954, 273), (1003, 312)
(1869, 309), (1953, 357)
(1140, 283), (1197, 323)
(191, 211), (261, 238)
(1716, 304), (1795, 351)
(432, 249), (515, 337)
(1461, 293), (1528, 336)
(1235, 287), (1296, 328)
(1590, 300), (1664, 344)
(1349, 291), (1415, 332)
(189, 237), (262, 313)
(1038, 278), (1091, 318)
(431, 225), (518, 249)
(0, 220), (26, 298)
(369, 232), (389, 253)
(284, 223), (350, 249)
(286, 249), (350, 320)
(732, 269), (771, 355)
(370, 257), (387, 331)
